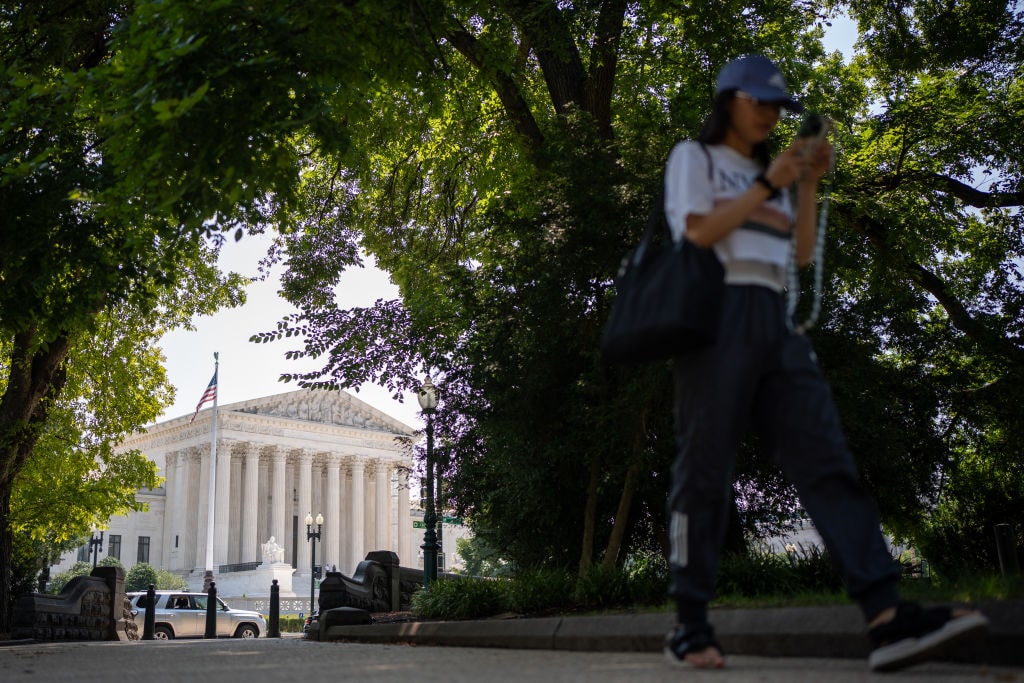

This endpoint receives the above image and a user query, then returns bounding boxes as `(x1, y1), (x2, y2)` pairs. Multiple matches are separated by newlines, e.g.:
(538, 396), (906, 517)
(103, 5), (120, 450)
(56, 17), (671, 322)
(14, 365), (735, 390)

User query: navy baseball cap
(716, 54), (804, 113)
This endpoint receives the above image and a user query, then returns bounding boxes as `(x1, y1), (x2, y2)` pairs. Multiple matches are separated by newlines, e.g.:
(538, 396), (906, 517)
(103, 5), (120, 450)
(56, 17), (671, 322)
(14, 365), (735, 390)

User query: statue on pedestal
(261, 536), (285, 565)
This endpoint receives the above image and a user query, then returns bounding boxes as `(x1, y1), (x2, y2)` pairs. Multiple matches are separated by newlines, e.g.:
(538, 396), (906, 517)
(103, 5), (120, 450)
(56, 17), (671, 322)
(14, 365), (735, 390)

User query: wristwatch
(754, 173), (780, 200)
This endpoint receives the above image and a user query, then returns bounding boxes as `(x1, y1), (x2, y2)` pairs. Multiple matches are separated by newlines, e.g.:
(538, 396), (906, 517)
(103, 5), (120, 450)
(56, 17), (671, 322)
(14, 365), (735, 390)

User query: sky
(157, 235), (423, 428)
(157, 15), (859, 430)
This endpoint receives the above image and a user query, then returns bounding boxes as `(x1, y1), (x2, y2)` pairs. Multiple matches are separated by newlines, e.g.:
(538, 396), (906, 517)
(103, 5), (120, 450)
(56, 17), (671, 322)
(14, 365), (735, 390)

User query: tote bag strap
(641, 142), (714, 260)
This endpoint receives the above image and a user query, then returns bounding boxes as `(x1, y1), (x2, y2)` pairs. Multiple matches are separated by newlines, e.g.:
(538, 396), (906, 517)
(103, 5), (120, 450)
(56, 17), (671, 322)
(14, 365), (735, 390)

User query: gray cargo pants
(668, 285), (900, 625)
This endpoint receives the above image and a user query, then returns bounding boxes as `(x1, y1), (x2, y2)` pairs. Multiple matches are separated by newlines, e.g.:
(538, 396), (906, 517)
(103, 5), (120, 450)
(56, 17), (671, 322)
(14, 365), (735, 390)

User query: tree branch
(859, 215), (1024, 370)
(444, 27), (545, 153)
(500, 0), (588, 115)
(905, 170), (1024, 208)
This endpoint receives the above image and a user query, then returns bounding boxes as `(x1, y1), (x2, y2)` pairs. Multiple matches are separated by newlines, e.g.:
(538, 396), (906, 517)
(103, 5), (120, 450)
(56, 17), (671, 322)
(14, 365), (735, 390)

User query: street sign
(414, 518), (462, 529)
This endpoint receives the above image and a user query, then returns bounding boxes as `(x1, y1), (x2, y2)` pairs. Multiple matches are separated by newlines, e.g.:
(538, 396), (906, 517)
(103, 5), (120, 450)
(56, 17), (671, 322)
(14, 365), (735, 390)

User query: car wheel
(154, 626), (174, 640)
(235, 624), (258, 639)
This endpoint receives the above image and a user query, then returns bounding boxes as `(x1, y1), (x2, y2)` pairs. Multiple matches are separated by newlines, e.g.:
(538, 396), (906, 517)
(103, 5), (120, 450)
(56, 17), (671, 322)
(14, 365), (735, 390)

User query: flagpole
(204, 352), (220, 577)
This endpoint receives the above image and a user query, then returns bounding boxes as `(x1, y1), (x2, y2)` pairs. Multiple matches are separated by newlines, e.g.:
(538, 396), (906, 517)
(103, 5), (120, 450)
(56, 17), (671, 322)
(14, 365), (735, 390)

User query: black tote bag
(601, 192), (724, 364)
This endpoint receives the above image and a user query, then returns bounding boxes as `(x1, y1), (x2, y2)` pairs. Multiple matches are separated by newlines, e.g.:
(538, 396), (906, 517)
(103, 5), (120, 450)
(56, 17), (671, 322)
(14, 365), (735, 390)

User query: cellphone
(797, 113), (831, 156)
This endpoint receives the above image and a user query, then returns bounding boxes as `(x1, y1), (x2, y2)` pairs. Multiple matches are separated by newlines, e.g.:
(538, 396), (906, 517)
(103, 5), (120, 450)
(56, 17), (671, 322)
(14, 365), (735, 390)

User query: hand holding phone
(798, 113), (832, 153)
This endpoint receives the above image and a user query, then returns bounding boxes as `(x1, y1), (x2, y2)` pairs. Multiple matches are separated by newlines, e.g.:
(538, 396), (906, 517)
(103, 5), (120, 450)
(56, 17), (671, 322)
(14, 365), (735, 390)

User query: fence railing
(216, 562), (261, 574)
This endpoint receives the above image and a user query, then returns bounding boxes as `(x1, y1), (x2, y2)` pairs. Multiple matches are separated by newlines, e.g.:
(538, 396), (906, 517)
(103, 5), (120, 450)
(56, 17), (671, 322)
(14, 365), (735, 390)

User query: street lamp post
(88, 528), (104, 568)
(436, 445), (448, 574)
(417, 376), (439, 588)
(305, 512), (323, 617)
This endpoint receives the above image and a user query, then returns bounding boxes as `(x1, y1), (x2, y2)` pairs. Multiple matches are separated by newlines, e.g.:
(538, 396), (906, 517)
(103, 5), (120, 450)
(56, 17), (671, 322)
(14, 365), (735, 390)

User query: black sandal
(663, 622), (724, 666)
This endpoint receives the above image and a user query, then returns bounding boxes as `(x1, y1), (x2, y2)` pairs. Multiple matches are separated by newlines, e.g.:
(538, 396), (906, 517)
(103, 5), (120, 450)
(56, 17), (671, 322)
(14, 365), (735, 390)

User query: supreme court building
(51, 388), (418, 591)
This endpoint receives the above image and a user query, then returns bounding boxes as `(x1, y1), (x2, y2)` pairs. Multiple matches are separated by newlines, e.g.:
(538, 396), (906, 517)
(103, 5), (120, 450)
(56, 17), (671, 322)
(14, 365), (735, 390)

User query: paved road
(1, 637), (1020, 683)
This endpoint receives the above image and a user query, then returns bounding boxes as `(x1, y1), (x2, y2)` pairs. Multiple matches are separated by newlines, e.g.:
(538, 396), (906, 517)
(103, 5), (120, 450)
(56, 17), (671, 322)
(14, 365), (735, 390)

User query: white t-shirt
(664, 141), (793, 269)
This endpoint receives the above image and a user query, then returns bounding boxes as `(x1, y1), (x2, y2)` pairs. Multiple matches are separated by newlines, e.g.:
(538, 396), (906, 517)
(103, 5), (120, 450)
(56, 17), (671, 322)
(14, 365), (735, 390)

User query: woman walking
(661, 53), (988, 672)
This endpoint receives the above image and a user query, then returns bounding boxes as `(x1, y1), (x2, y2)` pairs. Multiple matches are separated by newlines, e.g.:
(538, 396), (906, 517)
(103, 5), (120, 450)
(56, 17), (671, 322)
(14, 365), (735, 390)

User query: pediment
(225, 389), (414, 434)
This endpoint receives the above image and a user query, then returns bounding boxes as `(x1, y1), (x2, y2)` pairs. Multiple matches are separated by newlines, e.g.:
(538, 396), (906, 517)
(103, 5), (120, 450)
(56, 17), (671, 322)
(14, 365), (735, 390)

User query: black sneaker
(663, 622), (724, 668)
(868, 602), (989, 672)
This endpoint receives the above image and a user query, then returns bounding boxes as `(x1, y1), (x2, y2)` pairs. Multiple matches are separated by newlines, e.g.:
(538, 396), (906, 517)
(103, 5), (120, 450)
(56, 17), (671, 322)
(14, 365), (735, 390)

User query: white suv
(128, 591), (266, 639)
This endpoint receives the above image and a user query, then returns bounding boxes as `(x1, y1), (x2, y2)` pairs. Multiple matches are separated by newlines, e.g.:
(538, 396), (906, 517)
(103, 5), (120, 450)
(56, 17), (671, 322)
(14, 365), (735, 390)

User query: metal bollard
(995, 523), (1020, 577)
(142, 583), (156, 640)
(268, 579), (281, 638)
(205, 581), (217, 638)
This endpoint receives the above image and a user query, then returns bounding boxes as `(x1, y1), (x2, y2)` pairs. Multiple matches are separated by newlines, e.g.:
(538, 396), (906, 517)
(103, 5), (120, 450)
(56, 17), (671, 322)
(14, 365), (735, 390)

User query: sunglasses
(735, 91), (786, 114)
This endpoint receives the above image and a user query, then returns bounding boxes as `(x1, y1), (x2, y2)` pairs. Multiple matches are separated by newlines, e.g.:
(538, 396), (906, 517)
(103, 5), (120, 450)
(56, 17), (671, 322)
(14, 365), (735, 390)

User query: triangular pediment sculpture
(226, 389), (414, 434)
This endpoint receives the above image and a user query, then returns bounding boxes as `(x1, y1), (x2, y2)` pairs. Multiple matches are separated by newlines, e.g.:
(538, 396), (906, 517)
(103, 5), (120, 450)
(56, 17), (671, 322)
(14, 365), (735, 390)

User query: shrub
(155, 568), (189, 590)
(125, 562), (159, 592)
(625, 551), (670, 606)
(410, 577), (506, 620)
(278, 615), (304, 633)
(574, 564), (630, 610)
(715, 545), (845, 599)
(717, 550), (795, 597)
(504, 569), (574, 615)
(405, 547), (855, 619)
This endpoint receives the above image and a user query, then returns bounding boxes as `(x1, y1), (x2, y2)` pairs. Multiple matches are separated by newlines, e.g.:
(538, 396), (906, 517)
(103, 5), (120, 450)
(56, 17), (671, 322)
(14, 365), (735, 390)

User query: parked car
(128, 591), (266, 639)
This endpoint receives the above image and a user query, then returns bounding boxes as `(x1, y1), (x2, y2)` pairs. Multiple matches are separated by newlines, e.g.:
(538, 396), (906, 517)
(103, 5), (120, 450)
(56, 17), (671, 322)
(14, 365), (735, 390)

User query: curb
(317, 600), (1024, 667)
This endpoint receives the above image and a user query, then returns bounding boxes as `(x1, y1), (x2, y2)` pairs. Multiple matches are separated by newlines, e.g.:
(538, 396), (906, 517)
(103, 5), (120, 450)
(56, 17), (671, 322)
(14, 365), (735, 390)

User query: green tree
(455, 536), (515, 578)
(1, 2), (247, 631)
(252, 1), (1024, 574)
(814, 0), (1024, 571)
(242, 1), (838, 573)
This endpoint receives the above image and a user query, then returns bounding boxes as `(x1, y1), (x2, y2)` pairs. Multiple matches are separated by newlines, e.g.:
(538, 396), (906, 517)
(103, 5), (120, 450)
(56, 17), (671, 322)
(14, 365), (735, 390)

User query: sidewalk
(314, 600), (1024, 668)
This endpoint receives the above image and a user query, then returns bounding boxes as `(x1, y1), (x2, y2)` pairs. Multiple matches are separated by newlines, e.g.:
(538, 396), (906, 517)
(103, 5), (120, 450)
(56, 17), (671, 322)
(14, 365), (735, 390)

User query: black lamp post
(88, 528), (104, 568)
(305, 512), (323, 617)
(417, 376), (439, 588)
(436, 443), (449, 574)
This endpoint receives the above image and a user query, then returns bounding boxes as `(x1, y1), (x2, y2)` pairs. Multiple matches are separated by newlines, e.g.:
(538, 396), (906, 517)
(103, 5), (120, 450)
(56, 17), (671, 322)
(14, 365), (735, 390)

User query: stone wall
(12, 566), (135, 641)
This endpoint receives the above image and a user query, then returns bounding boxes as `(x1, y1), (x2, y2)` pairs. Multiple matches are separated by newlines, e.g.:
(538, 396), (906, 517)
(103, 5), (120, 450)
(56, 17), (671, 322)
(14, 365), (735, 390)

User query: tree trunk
(601, 459), (640, 569)
(0, 331), (72, 634)
(578, 456), (601, 576)
(0, 485), (13, 635)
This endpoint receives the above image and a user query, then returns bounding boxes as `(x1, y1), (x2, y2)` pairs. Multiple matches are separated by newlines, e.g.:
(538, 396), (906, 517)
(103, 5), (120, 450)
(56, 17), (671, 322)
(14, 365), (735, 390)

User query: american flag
(189, 370), (218, 423)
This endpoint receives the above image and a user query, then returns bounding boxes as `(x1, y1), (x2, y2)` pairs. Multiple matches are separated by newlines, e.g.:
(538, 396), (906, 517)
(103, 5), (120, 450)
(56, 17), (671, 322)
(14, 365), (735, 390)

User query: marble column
(169, 452), (187, 570)
(160, 452), (176, 569)
(270, 447), (287, 563)
(312, 455), (324, 531)
(325, 454), (342, 572)
(349, 458), (366, 565)
(375, 460), (389, 551)
(284, 457), (296, 563)
(364, 460), (376, 553)
(297, 449), (313, 572)
(341, 460), (353, 573)
(184, 448), (201, 571)
(397, 465), (410, 567)
(241, 443), (260, 564)
(213, 440), (233, 568)
(195, 445), (211, 571)
(229, 451), (242, 563)
(257, 449), (270, 555)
